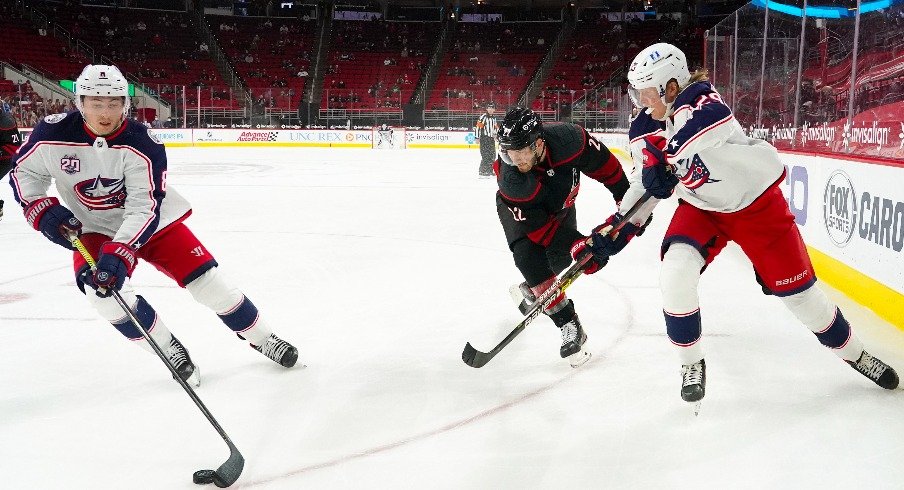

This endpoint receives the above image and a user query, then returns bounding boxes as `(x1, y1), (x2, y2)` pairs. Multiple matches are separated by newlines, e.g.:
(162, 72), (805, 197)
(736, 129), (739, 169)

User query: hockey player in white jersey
(9, 65), (300, 385)
(376, 123), (394, 148)
(599, 43), (898, 407)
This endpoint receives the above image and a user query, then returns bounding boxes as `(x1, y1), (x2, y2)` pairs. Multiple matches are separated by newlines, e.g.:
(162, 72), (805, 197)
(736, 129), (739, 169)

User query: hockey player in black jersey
(0, 110), (22, 220)
(493, 107), (650, 366)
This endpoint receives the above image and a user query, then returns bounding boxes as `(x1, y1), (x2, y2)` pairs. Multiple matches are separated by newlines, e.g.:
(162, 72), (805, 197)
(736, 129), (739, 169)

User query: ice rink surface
(2, 147), (903, 489)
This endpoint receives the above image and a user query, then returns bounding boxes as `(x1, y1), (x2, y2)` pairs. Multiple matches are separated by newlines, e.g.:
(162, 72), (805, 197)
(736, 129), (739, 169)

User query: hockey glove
(570, 236), (608, 274)
(81, 242), (137, 298)
(588, 212), (652, 259)
(641, 135), (679, 199)
(24, 197), (83, 250)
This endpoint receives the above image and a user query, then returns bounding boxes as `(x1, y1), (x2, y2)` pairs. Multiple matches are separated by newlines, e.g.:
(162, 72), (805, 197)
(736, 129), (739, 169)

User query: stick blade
(211, 442), (244, 488)
(462, 342), (492, 368)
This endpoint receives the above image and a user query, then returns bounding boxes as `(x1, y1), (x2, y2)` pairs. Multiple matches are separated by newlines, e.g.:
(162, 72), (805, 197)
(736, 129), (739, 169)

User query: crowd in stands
(322, 18), (435, 110)
(0, 0), (766, 131)
(213, 14), (316, 110)
(1, 81), (75, 128)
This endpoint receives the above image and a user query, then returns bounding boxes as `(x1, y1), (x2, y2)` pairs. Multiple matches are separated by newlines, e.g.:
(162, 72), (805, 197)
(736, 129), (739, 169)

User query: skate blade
(567, 349), (591, 368)
(691, 400), (701, 416)
(508, 283), (525, 306)
(186, 367), (201, 388)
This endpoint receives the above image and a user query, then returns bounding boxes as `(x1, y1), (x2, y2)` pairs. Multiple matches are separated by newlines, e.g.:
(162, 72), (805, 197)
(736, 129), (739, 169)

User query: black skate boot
(508, 281), (536, 315)
(549, 300), (590, 367)
(165, 336), (199, 387)
(253, 334), (299, 368)
(681, 359), (706, 402)
(847, 351), (899, 389)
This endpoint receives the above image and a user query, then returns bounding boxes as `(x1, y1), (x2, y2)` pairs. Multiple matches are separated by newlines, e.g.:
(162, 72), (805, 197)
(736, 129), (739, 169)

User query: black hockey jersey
(494, 121), (629, 248)
(0, 111), (21, 177)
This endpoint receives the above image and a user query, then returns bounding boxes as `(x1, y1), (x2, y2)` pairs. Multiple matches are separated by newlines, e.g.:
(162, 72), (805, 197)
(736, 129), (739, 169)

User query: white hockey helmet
(74, 64), (130, 116)
(626, 43), (690, 108)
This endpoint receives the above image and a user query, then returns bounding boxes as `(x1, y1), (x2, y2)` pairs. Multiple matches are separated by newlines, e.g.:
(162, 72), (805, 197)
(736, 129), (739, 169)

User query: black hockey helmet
(496, 106), (542, 152)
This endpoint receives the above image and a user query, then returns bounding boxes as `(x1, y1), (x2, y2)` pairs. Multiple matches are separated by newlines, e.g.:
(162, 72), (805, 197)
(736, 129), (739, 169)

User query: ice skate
(847, 351), (899, 389)
(0, 199), (4, 221)
(165, 336), (200, 387)
(681, 359), (705, 415)
(508, 281), (536, 315)
(558, 315), (590, 368)
(252, 334), (300, 368)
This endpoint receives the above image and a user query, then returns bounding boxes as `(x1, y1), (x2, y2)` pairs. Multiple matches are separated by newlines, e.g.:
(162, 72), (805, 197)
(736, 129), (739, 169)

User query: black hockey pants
(478, 135), (495, 175)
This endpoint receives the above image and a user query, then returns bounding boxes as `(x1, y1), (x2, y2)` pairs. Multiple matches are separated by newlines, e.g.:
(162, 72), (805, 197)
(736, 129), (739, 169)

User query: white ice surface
(1, 147), (903, 489)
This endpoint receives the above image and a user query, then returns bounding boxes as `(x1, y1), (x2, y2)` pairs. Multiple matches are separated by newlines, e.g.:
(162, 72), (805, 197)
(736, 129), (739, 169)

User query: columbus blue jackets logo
(676, 154), (720, 190)
(74, 175), (127, 210)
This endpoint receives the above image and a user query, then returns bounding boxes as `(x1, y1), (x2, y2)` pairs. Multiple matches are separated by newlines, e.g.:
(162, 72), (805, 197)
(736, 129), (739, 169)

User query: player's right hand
(81, 242), (137, 298)
(570, 236), (608, 274)
(24, 197), (82, 250)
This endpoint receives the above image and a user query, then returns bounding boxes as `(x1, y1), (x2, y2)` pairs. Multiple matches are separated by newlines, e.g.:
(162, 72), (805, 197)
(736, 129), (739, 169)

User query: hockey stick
(69, 236), (244, 488)
(462, 192), (653, 368)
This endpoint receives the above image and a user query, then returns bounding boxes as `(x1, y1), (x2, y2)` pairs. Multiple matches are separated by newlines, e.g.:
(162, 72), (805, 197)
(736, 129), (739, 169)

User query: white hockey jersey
(9, 111), (191, 248)
(624, 81), (784, 214)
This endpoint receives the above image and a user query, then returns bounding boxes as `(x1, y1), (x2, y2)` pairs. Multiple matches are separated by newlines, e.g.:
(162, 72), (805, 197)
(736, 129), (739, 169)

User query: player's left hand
(641, 136), (678, 199)
(81, 242), (137, 298)
(570, 236), (608, 274)
(588, 212), (651, 259)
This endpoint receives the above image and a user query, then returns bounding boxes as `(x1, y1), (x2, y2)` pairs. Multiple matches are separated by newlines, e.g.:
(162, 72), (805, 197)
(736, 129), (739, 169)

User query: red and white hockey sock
(529, 276), (567, 315)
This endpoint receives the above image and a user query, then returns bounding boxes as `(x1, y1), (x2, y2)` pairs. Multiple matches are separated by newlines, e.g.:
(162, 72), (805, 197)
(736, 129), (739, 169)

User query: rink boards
(14, 127), (903, 328)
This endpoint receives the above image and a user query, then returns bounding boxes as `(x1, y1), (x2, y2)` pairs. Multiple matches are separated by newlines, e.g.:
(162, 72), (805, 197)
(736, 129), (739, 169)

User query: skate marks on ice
(240, 358), (597, 487)
(167, 161), (277, 178)
(0, 292), (30, 304)
(243, 279), (639, 486)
